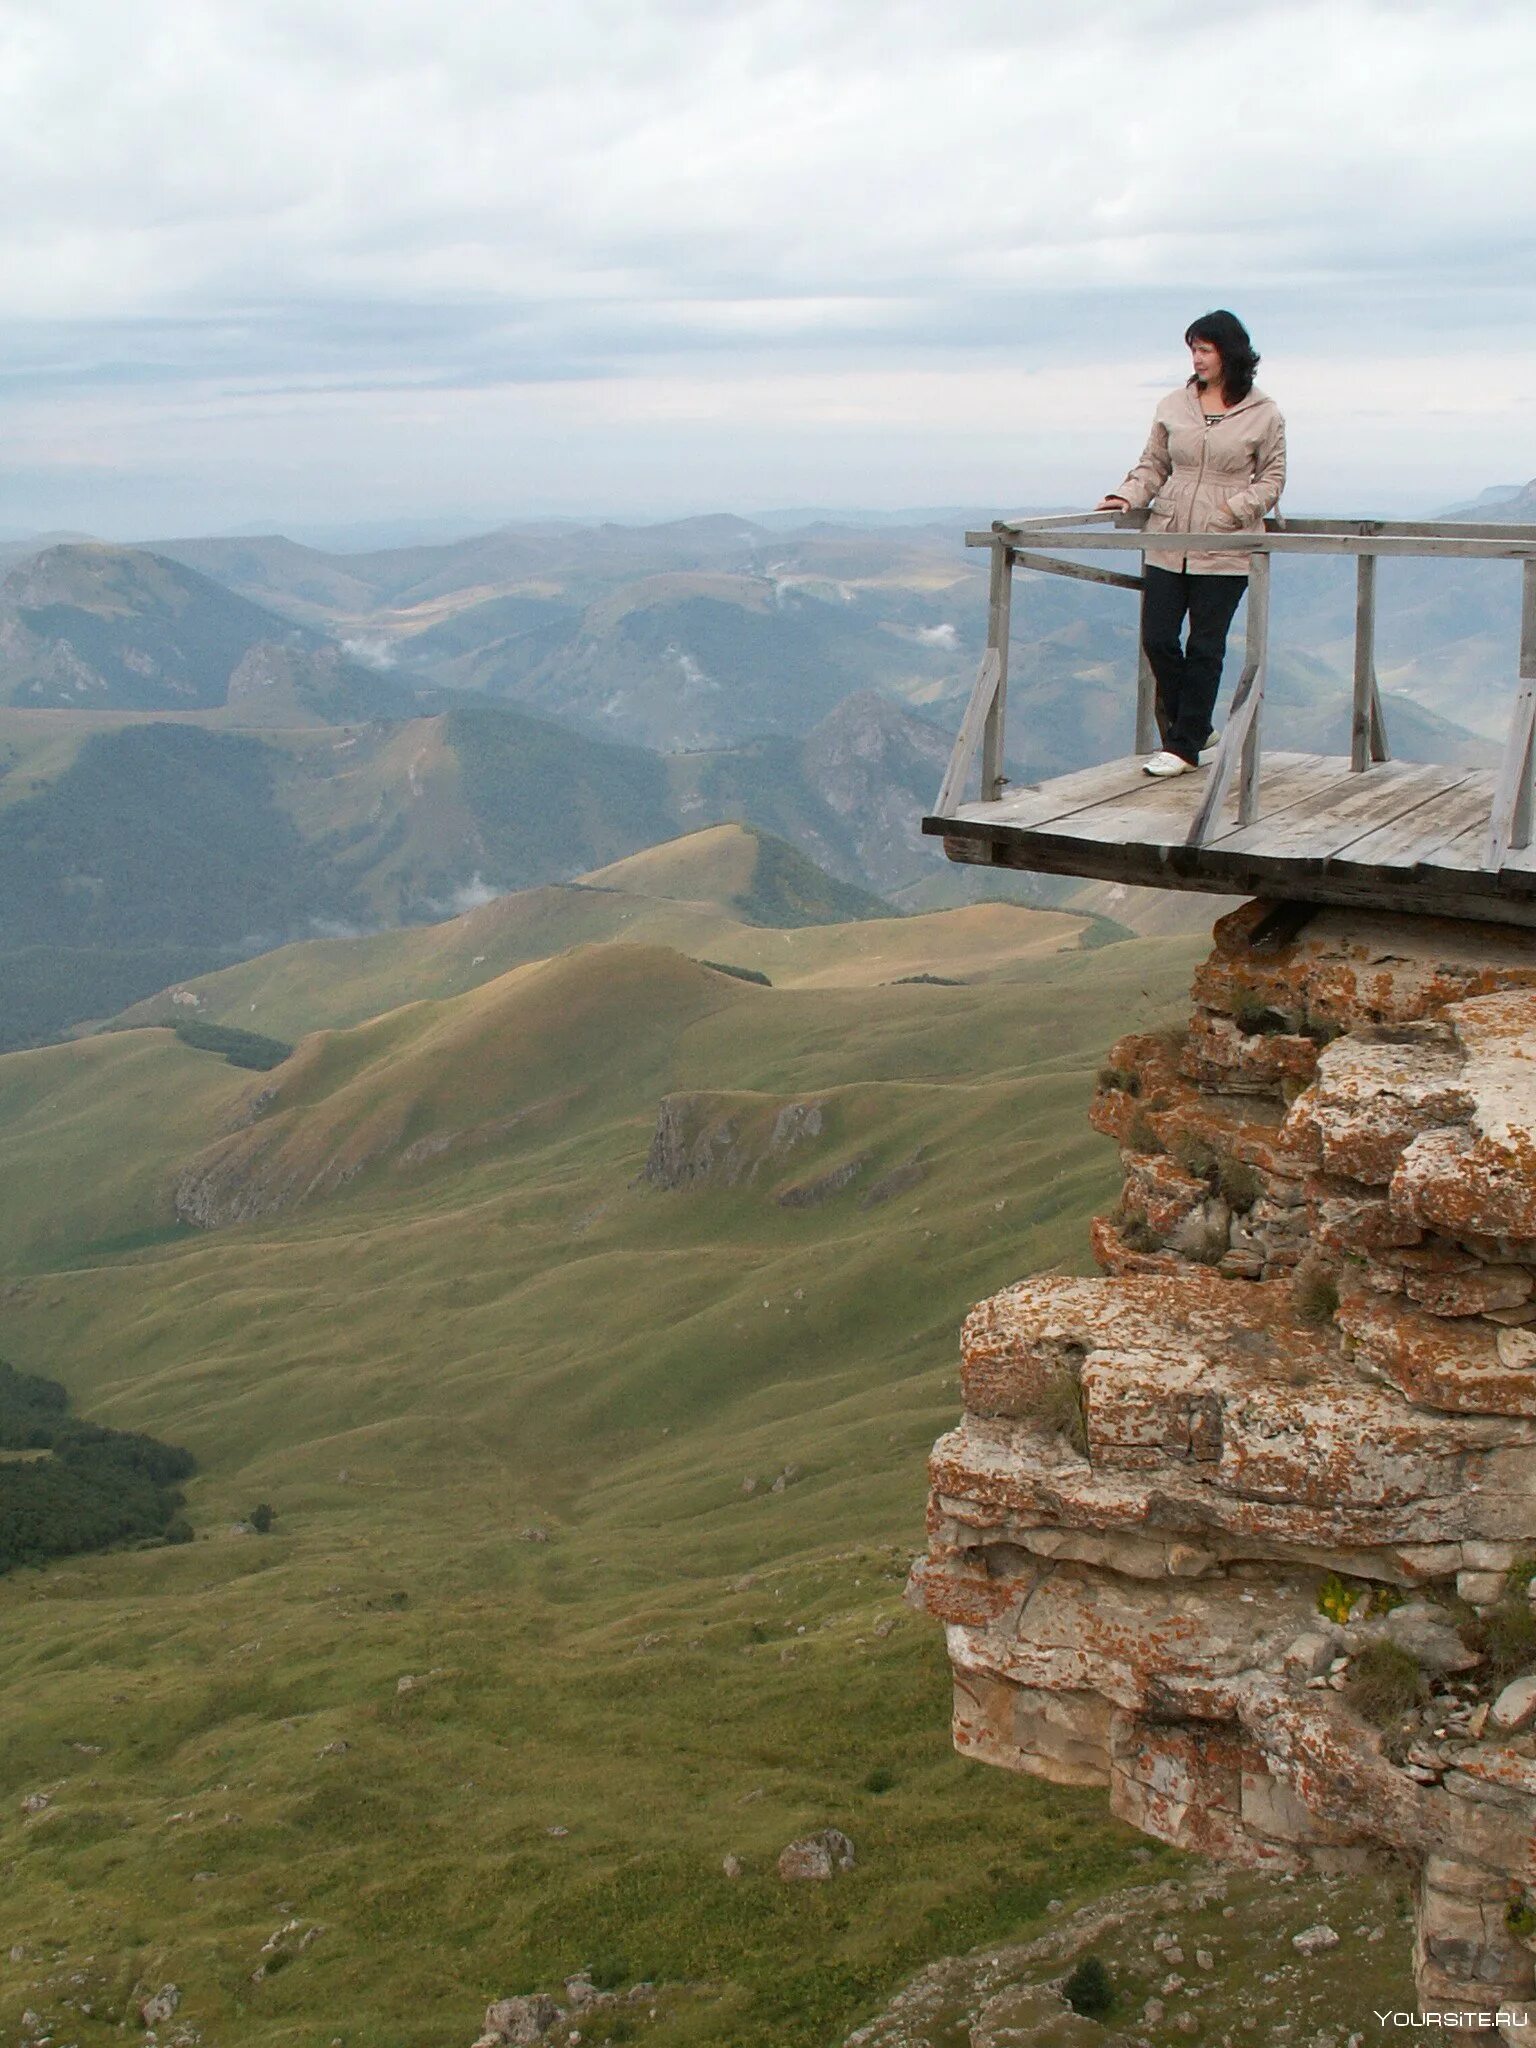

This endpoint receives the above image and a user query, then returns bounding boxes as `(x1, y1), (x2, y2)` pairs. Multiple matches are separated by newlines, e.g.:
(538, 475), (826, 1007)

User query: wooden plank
(1268, 516), (1536, 543)
(943, 754), (1152, 830)
(1012, 550), (1143, 593)
(973, 514), (1536, 546)
(1328, 775), (1492, 869)
(1214, 762), (1464, 861)
(1199, 753), (1345, 843)
(1518, 560), (1536, 849)
(1032, 752), (1332, 856)
(932, 647), (1000, 815)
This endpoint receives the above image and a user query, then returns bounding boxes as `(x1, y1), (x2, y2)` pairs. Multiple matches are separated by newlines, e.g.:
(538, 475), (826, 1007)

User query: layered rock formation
(911, 902), (1536, 2031)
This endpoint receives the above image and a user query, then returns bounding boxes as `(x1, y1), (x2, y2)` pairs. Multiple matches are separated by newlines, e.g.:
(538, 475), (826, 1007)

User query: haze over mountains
(0, 494), (1527, 1053)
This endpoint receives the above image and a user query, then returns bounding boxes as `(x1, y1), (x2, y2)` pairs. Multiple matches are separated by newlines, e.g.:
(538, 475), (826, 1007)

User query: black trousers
(1141, 565), (1247, 764)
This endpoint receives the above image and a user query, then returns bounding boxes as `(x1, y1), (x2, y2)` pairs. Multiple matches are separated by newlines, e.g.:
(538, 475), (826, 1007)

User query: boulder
(483, 1993), (562, 2043)
(140, 1984), (181, 2024)
(1490, 1676), (1536, 1735)
(1380, 1603), (1480, 1676)
(1292, 1925), (1340, 1956)
(777, 1828), (856, 1881)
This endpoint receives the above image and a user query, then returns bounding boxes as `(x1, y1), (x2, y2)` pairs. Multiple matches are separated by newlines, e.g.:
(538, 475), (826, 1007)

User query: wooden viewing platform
(925, 509), (1536, 926)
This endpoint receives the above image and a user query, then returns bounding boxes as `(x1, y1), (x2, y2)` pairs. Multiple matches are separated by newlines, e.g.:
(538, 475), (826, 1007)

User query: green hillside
(111, 823), (1088, 1045)
(0, 688), (958, 1052)
(0, 922), (1208, 2046)
(0, 542), (415, 719)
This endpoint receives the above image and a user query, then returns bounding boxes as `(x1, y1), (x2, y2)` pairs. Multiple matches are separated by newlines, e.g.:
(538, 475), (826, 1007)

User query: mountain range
(0, 492), (1528, 1053)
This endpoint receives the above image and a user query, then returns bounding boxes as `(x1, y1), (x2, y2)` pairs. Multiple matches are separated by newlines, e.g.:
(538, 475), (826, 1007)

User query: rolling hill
(0, 542), (418, 719)
(0, 908), (1214, 2047)
(109, 822), (1090, 1045)
(0, 692), (966, 1052)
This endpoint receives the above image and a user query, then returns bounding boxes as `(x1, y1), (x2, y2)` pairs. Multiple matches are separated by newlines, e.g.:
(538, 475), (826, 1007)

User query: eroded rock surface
(913, 903), (1536, 2036)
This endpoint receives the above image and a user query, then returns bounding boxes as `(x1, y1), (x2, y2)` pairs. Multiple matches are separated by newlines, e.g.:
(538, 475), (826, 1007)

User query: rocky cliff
(911, 900), (1536, 2033)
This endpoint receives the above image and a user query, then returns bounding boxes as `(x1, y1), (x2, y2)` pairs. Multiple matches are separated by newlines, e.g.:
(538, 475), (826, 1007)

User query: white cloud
(0, 0), (1531, 527)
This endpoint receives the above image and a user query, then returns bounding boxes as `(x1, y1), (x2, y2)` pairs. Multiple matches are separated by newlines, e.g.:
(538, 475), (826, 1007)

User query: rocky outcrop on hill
(911, 901), (1536, 2033)
(642, 1092), (828, 1191)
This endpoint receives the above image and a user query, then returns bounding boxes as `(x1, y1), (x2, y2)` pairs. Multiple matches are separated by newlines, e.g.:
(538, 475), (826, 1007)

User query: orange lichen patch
(1288, 1030), (1474, 1186)
(903, 1557), (1021, 1628)
(929, 1391), (1524, 1554)
(1198, 905), (1536, 1033)
(1109, 1716), (1310, 1868)
(1089, 1213), (1186, 1276)
(1402, 1261), (1534, 1319)
(1340, 1293), (1536, 1418)
(1123, 1152), (1208, 1234)
(1312, 1184), (1425, 1257)
(924, 904), (1536, 2014)
(1397, 1129), (1536, 1244)
(1147, 1089), (1315, 1178)
(1088, 1032), (1195, 1145)
(1184, 1013), (1320, 1094)
(1448, 1747), (1536, 1803)
(1101, 1029), (1187, 1096)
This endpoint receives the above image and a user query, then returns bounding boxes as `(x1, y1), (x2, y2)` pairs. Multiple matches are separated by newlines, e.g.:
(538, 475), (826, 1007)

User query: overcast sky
(1, 0), (1532, 538)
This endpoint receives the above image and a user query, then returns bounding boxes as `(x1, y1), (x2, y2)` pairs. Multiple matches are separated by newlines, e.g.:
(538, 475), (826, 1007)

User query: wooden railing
(933, 511), (1536, 869)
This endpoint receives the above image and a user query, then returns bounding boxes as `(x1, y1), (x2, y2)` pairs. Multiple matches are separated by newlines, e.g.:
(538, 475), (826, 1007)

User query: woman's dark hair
(1184, 310), (1259, 404)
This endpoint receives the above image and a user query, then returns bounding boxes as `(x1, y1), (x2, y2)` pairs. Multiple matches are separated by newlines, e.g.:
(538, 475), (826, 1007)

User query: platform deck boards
(925, 752), (1536, 926)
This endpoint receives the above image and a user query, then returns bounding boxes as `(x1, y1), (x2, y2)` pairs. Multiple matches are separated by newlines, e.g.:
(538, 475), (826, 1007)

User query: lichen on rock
(913, 902), (1536, 2028)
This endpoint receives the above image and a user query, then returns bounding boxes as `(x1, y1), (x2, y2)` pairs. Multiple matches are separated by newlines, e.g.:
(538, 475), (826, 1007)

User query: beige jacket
(1113, 383), (1286, 575)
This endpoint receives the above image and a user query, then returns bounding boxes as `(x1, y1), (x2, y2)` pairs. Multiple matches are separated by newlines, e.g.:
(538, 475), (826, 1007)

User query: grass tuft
(1125, 1111), (1164, 1157)
(1217, 1157), (1261, 1212)
(1467, 1597), (1536, 1683)
(1038, 1370), (1088, 1457)
(1061, 1953), (1115, 2018)
(1116, 1206), (1162, 1255)
(1292, 1257), (1340, 1326)
(1346, 1640), (1428, 1728)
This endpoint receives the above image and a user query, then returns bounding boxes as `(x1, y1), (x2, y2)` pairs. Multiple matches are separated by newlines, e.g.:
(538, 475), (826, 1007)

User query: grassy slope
(112, 827), (1091, 1043)
(0, 930), (1215, 2047)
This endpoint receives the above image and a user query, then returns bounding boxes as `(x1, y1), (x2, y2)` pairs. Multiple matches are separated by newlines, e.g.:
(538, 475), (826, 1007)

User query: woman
(1098, 311), (1286, 777)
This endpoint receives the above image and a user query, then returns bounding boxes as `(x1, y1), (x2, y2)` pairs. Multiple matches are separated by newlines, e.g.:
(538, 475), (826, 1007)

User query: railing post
(1351, 554), (1377, 772)
(1516, 559), (1536, 850)
(1237, 551), (1270, 827)
(1135, 552), (1160, 753)
(979, 538), (1013, 802)
(1483, 556), (1536, 867)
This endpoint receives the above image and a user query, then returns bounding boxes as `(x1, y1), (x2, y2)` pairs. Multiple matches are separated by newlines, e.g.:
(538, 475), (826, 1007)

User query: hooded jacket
(1113, 383), (1286, 575)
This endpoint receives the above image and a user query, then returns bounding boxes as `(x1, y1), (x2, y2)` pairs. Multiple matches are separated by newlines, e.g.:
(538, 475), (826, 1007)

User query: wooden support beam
(970, 529), (1536, 561)
(1187, 573), (1268, 847)
(1351, 553), (1377, 773)
(1237, 555), (1270, 827)
(933, 648), (1001, 816)
(1011, 550), (1143, 593)
(979, 543), (1013, 803)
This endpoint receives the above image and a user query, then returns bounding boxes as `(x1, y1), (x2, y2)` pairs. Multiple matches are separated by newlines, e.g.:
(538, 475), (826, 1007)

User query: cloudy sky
(1, 0), (1533, 537)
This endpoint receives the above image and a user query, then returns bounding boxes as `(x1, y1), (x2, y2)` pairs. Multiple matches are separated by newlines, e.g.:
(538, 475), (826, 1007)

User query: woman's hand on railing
(1095, 495), (1129, 512)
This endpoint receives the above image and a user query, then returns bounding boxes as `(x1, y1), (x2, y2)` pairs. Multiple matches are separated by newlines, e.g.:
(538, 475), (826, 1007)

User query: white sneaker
(1142, 750), (1196, 778)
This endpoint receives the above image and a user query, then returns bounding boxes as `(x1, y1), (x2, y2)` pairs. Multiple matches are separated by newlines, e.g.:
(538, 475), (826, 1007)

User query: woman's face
(1189, 337), (1223, 388)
